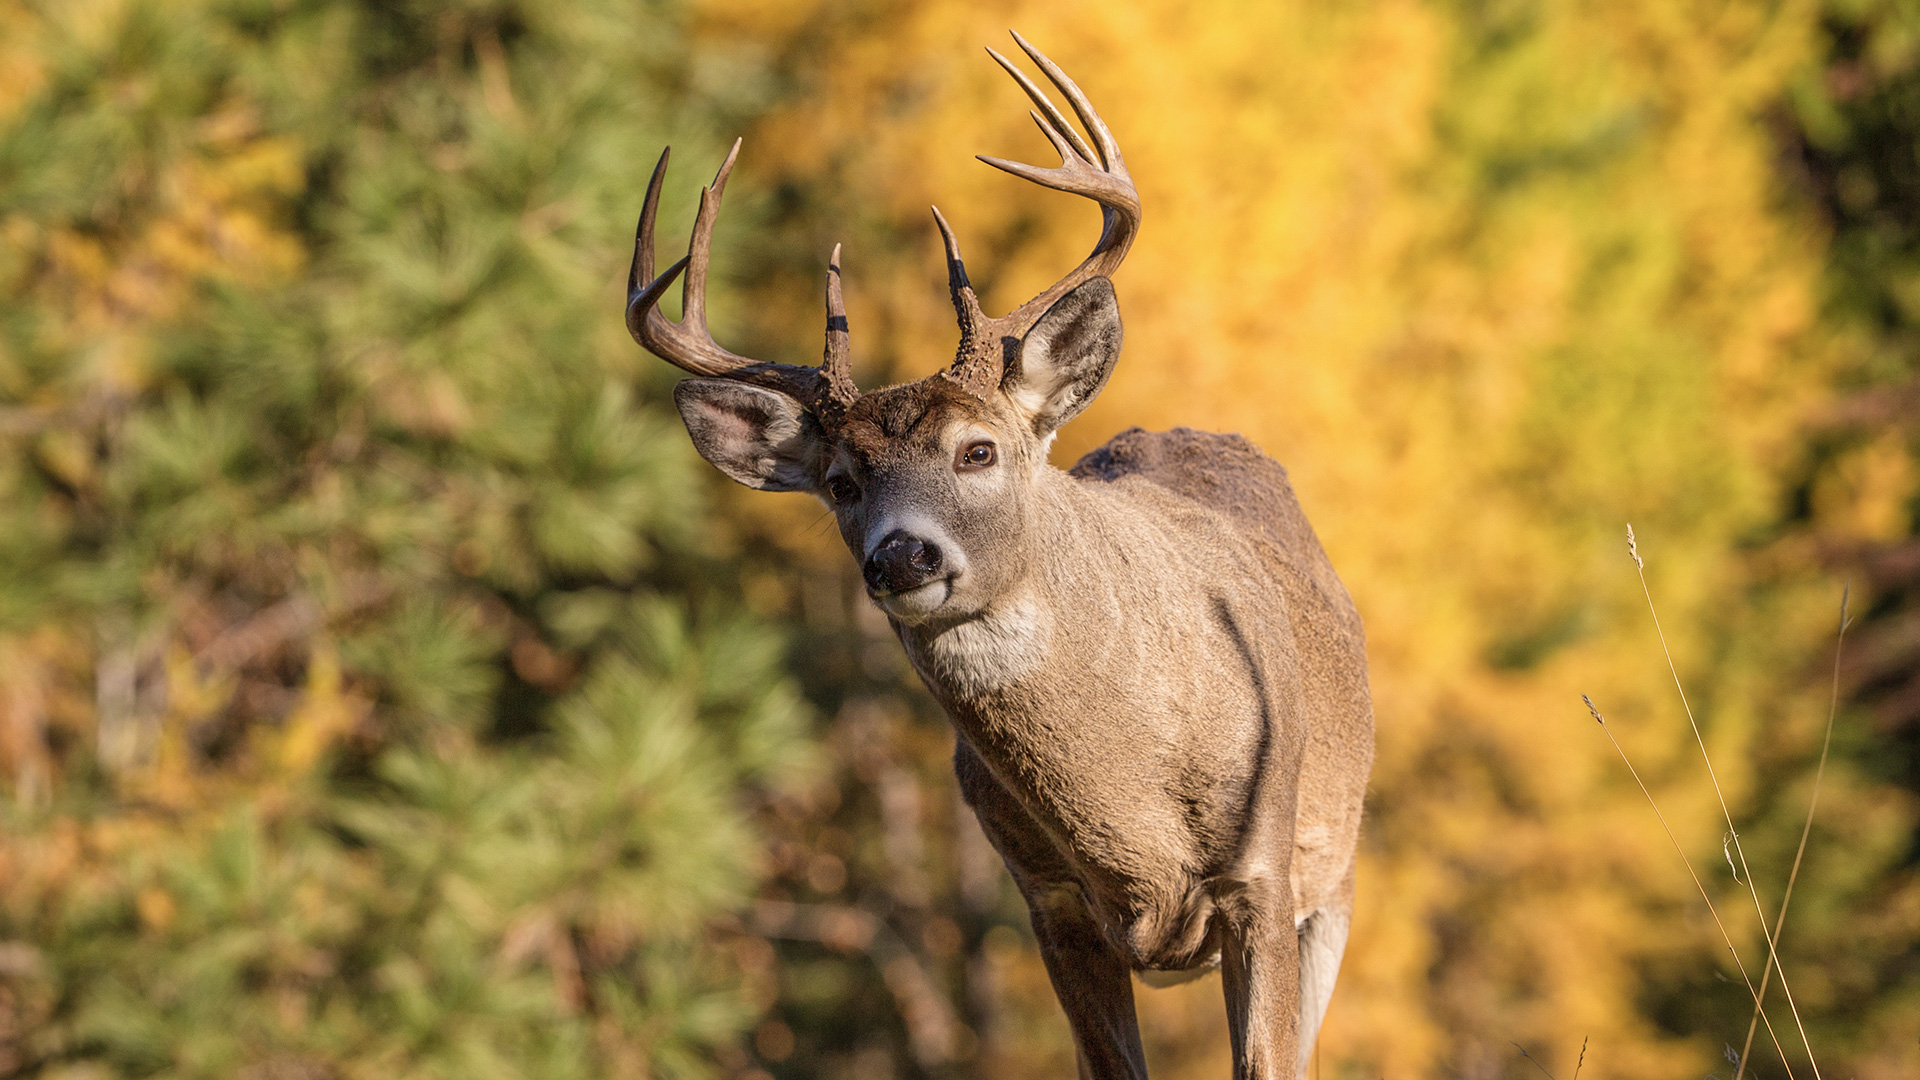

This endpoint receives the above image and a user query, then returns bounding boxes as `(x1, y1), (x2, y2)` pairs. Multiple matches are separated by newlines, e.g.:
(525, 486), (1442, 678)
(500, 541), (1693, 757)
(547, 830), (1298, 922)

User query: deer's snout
(864, 530), (945, 594)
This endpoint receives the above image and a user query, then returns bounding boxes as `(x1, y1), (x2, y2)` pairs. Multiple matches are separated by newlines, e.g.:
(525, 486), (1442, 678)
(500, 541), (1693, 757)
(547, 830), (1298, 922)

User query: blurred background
(3, 0), (1920, 1077)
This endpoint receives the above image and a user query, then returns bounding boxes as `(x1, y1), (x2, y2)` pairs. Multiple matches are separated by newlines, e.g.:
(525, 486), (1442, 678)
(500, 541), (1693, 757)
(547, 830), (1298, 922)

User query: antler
(937, 32), (1141, 398)
(627, 141), (860, 425)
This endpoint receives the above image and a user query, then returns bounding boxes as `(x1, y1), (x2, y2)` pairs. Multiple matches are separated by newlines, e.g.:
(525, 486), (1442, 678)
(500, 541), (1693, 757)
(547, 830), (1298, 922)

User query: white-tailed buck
(626, 33), (1374, 1080)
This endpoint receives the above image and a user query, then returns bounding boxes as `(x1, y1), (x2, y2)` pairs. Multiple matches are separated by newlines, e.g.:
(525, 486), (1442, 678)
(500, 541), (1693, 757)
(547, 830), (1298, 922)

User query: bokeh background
(4, 0), (1920, 1077)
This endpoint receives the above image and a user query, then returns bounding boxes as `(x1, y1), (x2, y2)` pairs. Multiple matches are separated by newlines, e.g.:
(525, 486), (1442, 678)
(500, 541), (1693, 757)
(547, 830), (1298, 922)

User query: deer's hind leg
(1293, 863), (1355, 1079)
(1218, 876), (1302, 1080)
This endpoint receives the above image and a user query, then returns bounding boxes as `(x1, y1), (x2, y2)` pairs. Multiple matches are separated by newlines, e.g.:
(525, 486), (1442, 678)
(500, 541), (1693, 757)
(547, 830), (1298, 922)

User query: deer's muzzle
(864, 531), (946, 596)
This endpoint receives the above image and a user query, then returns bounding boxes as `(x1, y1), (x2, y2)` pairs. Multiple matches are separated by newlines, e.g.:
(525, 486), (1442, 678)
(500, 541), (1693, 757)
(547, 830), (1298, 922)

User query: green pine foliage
(0, 2), (811, 1078)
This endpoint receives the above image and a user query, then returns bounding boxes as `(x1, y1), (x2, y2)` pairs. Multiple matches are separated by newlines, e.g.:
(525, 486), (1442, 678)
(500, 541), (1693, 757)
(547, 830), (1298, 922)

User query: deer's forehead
(837, 381), (998, 463)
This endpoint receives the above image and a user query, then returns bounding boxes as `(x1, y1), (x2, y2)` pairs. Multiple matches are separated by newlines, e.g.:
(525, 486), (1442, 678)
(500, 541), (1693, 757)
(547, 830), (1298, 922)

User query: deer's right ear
(672, 379), (825, 493)
(1006, 277), (1123, 437)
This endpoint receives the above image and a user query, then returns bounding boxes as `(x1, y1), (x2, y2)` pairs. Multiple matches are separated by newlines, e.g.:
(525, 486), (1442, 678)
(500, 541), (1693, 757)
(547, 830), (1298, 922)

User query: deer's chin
(871, 576), (957, 625)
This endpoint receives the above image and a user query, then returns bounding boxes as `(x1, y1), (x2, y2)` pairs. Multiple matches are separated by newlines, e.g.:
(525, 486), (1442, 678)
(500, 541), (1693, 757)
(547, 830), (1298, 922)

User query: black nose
(863, 531), (945, 594)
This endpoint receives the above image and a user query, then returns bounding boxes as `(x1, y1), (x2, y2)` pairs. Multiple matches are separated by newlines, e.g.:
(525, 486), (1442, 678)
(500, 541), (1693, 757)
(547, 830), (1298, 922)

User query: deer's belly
(1100, 882), (1223, 972)
(1031, 870), (1221, 972)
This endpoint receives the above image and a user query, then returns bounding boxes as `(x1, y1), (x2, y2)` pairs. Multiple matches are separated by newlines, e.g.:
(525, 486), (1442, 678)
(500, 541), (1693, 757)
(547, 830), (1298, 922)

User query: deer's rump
(1069, 426), (1374, 915)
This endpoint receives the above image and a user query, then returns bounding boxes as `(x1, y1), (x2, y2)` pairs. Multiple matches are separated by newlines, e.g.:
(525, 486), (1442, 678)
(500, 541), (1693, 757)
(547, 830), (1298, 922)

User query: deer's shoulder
(1069, 426), (1358, 626)
(1068, 427), (1302, 550)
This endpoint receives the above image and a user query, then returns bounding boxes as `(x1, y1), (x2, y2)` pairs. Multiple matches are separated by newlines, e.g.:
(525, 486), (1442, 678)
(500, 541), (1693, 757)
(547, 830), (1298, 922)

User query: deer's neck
(899, 589), (1054, 700)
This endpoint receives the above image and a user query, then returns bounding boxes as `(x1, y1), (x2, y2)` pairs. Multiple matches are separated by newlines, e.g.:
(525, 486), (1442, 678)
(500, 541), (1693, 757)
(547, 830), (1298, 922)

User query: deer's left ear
(673, 379), (825, 492)
(1004, 277), (1123, 437)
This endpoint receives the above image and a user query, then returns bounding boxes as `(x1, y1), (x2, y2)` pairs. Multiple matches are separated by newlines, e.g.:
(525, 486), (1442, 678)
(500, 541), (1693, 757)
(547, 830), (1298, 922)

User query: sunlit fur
(672, 282), (1374, 1080)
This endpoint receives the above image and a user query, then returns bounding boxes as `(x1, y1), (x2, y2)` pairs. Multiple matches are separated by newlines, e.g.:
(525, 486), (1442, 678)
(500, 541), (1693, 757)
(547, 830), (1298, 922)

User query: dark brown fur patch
(838, 376), (997, 460)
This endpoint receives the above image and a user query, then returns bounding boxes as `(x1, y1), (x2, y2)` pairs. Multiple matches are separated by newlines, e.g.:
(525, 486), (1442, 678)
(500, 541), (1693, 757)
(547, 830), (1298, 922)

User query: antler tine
(820, 244), (859, 410)
(930, 205), (968, 289)
(627, 148), (691, 341)
(931, 205), (992, 382)
(930, 207), (987, 323)
(1025, 109), (1086, 169)
(985, 46), (1096, 166)
(975, 147), (1138, 209)
(625, 140), (860, 420)
(630, 148), (671, 296)
(680, 139), (740, 329)
(1010, 30), (1127, 176)
(824, 243), (849, 368)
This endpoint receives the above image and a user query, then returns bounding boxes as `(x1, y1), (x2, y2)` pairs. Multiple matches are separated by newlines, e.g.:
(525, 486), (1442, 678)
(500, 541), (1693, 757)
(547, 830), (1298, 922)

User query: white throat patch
(912, 595), (1052, 698)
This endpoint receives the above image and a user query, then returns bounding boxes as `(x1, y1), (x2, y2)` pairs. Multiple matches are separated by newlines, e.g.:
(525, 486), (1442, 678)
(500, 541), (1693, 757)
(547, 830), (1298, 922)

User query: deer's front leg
(954, 741), (1148, 1080)
(1218, 877), (1301, 1080)
(1028, 886), (1149, 1080)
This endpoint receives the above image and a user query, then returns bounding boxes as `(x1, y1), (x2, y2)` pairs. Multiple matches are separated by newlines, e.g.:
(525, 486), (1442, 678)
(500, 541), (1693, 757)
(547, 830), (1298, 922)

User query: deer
(624, 33), (1374, 1080)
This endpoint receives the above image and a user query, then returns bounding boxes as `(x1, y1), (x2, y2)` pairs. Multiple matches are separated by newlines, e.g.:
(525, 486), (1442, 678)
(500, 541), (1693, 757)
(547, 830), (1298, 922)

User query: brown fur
(923, 427), (1370, 1080)
(670, 278), (1374, 1080)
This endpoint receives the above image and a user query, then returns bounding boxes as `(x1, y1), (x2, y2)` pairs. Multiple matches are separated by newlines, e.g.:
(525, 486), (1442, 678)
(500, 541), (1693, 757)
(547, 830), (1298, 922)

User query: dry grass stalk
(1731, 586), (1851, 1080)
(1510, 1033), (1589, 1080)
(1581, 693), (1798, 1079)
(1512, 1040), (1559, 1079)
(1622, 524), (1824, 1078)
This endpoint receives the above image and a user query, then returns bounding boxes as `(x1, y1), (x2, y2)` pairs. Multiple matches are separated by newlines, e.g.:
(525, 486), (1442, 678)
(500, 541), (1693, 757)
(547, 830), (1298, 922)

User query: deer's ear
(673, 379), (825, 492)
(1005, 277), (1123, 436)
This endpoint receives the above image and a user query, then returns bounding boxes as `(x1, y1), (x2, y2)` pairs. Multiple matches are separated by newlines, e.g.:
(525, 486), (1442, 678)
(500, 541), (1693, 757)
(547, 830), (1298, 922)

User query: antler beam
(627, 34), (1132, 415)
(937, 32), (1141, 398)
(626, 142), (859, 425)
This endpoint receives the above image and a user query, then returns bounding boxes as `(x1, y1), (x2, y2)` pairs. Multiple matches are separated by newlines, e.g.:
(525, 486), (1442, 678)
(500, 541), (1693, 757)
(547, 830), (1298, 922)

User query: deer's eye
(958, 442), (997, 471)
(827, 477), (860, 505)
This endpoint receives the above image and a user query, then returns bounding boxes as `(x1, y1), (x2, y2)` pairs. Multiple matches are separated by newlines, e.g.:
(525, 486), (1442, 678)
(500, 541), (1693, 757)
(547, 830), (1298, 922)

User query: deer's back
(1069, 426), (1374, 907)
(1069, 427), (1357, 638)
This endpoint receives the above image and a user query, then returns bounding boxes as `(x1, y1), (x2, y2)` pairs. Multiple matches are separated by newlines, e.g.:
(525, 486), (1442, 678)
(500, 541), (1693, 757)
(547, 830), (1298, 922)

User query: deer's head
(626, 34), (1137, 627)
